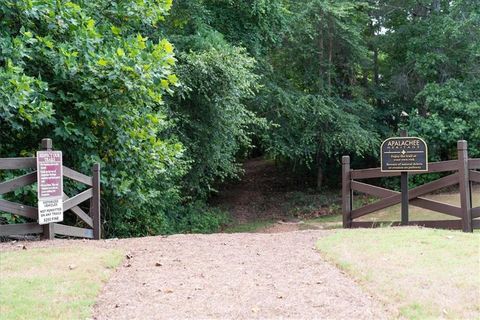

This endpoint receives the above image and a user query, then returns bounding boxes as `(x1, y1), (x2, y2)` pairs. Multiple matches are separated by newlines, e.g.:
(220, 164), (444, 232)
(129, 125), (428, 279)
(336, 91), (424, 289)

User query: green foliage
(169, 202), (228, 234)
(1, 0), (478, 236)
(174, 47), (259, 195)
(165, 3), (264, 197)
(377, 0), (480, 156)
(408, 79), (480, 158)
(259, 87), (378, 166)
(0, 0), (191, 237)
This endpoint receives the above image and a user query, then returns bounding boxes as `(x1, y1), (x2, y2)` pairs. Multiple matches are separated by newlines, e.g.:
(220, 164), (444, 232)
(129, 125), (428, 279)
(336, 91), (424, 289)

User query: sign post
(400, 130), (409, 225)
(381, 132), (428, 225)
(37, 139), (63, 226)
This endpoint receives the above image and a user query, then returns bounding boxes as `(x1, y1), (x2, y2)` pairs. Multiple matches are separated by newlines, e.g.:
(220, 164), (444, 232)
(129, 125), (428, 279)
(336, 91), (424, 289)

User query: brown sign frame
(380, 137), (428, 172)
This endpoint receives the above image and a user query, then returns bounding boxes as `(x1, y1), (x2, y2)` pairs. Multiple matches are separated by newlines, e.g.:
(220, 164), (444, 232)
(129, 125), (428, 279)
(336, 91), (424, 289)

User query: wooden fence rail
(0, 139), (101, 240)
(342, 140), (479, 233)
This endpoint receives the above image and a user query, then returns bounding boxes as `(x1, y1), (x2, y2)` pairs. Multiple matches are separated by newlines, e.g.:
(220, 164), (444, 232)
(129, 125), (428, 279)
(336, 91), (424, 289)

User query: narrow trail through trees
(212, 157), (336, 232)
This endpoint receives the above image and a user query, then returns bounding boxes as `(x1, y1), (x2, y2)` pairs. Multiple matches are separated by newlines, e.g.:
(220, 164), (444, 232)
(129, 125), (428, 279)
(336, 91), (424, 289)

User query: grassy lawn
(0, 246), (123, 320)
(316, 228), (480, 319)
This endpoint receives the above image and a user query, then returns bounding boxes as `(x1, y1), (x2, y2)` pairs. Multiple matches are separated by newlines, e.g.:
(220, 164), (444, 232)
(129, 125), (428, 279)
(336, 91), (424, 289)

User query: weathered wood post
(342, 155), (352, 228)
(458, 140), (472, 232)
(91, 163), (101, 239)
(40, 138), (55, 240)
(399, 129), (409, 226)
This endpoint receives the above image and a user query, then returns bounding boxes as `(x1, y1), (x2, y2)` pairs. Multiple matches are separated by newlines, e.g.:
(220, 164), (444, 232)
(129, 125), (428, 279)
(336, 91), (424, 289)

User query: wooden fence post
(91, 163), (101, 239)
(342, 156), (352, 228)
(41, 138), (55, 240)
(458, 140), (472, 232)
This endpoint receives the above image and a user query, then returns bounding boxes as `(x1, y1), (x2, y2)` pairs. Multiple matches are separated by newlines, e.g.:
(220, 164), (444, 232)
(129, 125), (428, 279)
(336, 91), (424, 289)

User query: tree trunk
(373, 46), (381, 107)
(316, 151), (323, 190)
(327, 16), (334, 95)
(317, 13), (324, 91)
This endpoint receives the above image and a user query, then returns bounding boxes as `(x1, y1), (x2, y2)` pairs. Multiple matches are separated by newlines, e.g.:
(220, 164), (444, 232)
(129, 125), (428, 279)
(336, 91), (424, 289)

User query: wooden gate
(342, 140), (479, 232)
(0, 139), (101, 239)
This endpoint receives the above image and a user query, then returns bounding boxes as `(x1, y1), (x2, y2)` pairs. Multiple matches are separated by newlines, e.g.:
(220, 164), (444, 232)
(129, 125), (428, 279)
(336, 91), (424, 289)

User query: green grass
(316, 228), (480, 319)
(0, 246), (123, 320)
(223, 220), (275, 233)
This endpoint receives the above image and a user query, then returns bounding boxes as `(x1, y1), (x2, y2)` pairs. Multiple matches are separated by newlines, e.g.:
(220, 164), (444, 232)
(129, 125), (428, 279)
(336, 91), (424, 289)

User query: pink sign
(37, 151), (63, 200)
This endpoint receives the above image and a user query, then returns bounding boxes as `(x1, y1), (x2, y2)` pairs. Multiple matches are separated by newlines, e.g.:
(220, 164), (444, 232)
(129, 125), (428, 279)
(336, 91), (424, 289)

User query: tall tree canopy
(1, 0), (478, 236)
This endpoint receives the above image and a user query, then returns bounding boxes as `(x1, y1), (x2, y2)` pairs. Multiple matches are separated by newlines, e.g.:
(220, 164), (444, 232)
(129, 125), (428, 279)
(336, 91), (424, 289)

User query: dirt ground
(1, 158), (390, 319)
(90, 231), (387, 319)
(211, 157), (315, 224)
(1, 231), (389, 319)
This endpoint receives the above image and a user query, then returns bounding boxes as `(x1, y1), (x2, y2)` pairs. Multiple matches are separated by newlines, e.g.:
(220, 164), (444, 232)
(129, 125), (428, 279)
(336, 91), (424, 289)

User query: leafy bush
(0, 0), (188, 237)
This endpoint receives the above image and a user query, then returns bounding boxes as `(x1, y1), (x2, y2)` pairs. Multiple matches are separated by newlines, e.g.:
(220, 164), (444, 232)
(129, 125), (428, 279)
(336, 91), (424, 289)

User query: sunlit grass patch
(0, 246), (123, 320)
(316, 228), (480, 319)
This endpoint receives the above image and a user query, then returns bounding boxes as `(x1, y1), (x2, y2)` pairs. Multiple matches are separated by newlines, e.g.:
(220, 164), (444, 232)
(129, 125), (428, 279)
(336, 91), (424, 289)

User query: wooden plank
(473, 219), (480, 229)
(342, 156), (352, 228)
(351, 181), (461, 218)
(0, 172), (37, 195)
(472, 207), (480, 219)
(351, 194), (401, 219)
(0, 199), (37, 219)
(469, 159), (480, 169)
(351, 160), (459, 180)
(458, 141), (472, 232)
(426, 160), (459, 174)
(53, 223), (93, 238)
(469, 170), (480, 183)
(0, 157), (36, 170)
(91, 163), (101, 239)
(351, 220), (462, 229)
(351, 173), (459, 219)
(351, 168), (400, 180)
(40, 138), (54, 240)
(63, 166), (92, 186)
(351, 181), (395, 198)
(411, 198), (462, 218)
(0, 223), (43, 236)
(407, 173), (459, 199)
(351, 221), (401, 228)
(63, 188), (92, 212)
(62, 193), (93, 227)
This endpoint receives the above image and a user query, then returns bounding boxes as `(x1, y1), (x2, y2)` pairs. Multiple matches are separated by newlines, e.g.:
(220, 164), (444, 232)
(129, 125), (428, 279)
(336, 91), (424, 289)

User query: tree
(257, 0), (379, 188)
(374, 0), (480, 157)
(0, 0), (187, 236)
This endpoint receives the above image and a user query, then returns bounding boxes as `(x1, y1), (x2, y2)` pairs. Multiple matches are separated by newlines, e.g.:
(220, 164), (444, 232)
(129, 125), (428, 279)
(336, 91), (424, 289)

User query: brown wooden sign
(381, 137), (428, 172)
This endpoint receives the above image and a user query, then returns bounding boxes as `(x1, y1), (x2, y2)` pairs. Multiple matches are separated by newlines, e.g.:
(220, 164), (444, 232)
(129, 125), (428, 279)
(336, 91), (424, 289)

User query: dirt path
(93, 230), (388, 319)
(212, 157), (289, 224)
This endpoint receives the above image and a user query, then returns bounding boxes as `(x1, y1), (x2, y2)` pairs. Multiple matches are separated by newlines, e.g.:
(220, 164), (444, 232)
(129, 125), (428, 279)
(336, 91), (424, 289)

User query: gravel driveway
(93, 230), (387, 319)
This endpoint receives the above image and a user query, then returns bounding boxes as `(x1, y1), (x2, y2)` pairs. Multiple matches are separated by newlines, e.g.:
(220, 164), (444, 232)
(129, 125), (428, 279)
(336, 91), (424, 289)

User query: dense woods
(1, 0), (479, 237)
